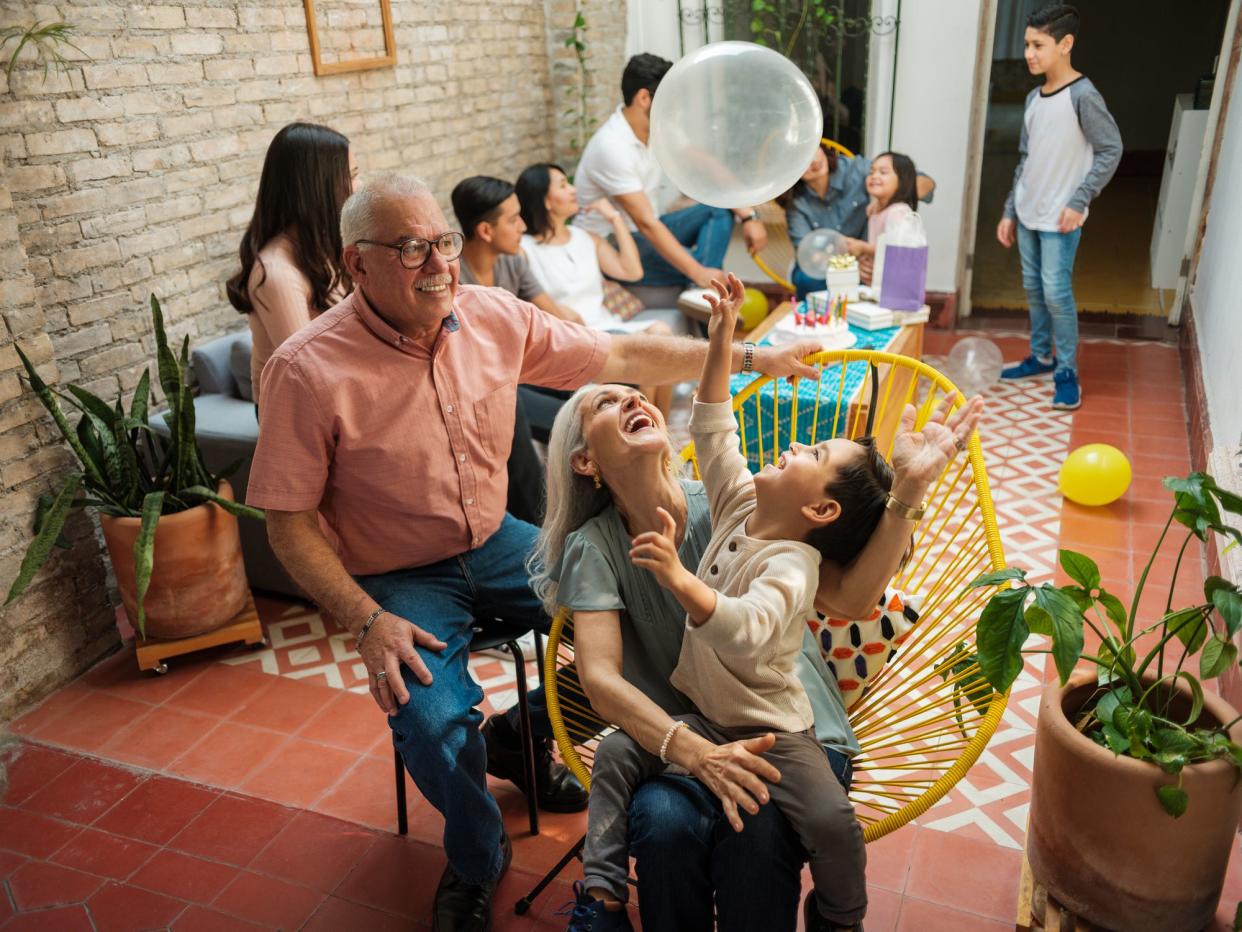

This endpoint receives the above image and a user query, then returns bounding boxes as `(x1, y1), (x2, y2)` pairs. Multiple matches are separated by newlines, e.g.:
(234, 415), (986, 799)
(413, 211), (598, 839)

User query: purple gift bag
(878, 244), (928, 311)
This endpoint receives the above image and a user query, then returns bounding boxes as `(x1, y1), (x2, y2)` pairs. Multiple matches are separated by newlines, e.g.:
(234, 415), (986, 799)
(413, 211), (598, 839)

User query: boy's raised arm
(698, 273), (744, 403)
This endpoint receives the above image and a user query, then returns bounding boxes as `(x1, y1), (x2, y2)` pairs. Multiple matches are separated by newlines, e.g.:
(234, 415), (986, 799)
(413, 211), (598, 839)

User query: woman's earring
(664, 457), (673, 474)
(591, 465), (602, 490)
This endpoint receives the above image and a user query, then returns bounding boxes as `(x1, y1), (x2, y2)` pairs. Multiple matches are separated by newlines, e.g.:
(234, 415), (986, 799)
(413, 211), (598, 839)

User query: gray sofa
(150, 330), (305, 598)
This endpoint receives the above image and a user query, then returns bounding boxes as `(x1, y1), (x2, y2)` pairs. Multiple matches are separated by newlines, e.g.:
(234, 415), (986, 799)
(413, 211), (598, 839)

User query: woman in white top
(226, 123), (358, 406)
(516, 163), (677, 415)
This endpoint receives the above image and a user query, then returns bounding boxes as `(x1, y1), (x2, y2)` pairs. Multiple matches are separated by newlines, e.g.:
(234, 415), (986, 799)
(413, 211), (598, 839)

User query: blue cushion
(191, 330), (251, 397)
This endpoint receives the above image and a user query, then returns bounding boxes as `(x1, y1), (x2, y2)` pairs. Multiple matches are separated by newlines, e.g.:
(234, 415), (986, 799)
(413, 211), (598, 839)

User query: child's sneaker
(1051, 369), (1081, 410)
(1001, 355), (1056, 380)
(558, 882), (634, 932)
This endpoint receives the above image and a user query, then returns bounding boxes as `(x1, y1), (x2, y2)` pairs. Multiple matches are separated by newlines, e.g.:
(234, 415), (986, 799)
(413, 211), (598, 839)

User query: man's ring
(374, 671), (388, 681)
(954, 435), (967, 453)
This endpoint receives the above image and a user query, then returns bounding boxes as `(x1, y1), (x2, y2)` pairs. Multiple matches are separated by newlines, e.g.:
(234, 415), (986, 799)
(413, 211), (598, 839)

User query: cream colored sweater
(670, 400), (820, 732)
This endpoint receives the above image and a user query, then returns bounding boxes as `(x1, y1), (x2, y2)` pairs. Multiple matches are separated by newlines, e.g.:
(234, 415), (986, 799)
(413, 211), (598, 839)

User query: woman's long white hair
(527, 384), (677, 615)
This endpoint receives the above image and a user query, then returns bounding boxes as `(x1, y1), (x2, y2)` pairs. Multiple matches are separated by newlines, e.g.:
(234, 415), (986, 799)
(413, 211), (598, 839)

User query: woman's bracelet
(355, 607), (387, 652)
(884, 492), (925, 521)
(659, 720), (690, 764)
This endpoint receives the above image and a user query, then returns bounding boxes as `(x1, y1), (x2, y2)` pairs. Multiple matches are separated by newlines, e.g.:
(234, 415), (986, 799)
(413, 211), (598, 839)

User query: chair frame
(517, 350), (1011, 912)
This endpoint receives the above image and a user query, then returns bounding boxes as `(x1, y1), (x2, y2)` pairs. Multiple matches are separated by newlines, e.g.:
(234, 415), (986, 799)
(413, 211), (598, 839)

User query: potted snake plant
(969, 472), (1242, 931)
(5, 295), (263, 639)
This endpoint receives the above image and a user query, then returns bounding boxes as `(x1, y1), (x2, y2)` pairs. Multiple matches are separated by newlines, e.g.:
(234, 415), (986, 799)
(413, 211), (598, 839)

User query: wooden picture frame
(303, 0), (396, 76)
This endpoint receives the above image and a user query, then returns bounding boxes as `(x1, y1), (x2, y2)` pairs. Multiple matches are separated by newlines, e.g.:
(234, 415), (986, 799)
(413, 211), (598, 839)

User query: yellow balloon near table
(739, 288), (769, 330)
(1059, 443), (1132, 506)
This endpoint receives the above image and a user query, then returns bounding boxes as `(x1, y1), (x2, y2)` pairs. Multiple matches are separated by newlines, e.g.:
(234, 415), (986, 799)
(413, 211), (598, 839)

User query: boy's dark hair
(806, 438), (908, 567)
(775, 141), (841, 209)
(1027, 4), (1079, 42)
(451, 176), (515, 240)
(875, 151), (920, 213)
(227, 122), (352, 315)
(622, 53), (672, 106)
(515, 162), (566, 240)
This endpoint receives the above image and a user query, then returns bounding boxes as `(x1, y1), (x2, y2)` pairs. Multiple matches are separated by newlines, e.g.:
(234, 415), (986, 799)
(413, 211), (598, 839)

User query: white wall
(888, 0), (985, 293)
(1192, 61), (1242, 450)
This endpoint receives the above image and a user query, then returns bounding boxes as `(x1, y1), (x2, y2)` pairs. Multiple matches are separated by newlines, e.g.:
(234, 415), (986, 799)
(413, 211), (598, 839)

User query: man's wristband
(355, 607), (387, 652)
(741, 341), (756, 374)
(736, 210), (760, 224)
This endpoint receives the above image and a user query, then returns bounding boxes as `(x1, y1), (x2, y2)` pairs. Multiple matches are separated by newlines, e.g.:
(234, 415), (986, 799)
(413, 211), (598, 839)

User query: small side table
(135, 590), (266, 674)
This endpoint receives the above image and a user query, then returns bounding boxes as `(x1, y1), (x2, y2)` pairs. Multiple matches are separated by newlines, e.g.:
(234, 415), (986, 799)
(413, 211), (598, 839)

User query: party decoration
(796, 228), (847, 279)
(650, 41), (823, 209)
(944, 338), (1004, 397)
(738, 288), (769, 330)
(1059, 444), (1132, 506)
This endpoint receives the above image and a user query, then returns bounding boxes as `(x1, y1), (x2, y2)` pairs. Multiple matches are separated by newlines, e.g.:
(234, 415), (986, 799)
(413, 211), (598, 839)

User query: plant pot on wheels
(99, 479), (248, 640)
(1028, 672), (1242, 931)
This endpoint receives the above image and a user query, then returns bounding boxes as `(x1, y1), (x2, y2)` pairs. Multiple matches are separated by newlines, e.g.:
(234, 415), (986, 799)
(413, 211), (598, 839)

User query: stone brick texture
(0, 0), (625, 721)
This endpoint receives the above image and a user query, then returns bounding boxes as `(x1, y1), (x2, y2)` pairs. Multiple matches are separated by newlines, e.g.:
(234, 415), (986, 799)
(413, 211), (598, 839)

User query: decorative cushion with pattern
(602, 279), (646, 322)
(807, 587), (922, 711)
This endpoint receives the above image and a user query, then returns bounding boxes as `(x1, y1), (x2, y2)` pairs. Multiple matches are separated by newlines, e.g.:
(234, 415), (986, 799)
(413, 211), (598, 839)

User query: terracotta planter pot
(1029, 671), (1242, 931)
(99, 481), (248, 640)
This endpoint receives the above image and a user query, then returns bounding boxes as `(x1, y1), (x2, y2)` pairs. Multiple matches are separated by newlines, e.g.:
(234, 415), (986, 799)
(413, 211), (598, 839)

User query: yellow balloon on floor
(739, 288), (769, 330)
(1059, 443), (1132, 506)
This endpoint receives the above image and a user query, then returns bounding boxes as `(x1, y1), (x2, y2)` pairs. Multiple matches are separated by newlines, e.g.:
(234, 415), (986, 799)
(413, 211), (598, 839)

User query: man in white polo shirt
(575, 53), (767, 290)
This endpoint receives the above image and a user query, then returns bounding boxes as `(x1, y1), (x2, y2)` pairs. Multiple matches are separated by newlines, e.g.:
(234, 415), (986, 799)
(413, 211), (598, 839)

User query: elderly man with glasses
(245, 173), (820, 932)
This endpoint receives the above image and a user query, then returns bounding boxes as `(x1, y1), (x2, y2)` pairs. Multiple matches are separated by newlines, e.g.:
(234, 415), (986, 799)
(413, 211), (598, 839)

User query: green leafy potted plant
(969, 473), (1242, 931)
(4, 296), (263, 639)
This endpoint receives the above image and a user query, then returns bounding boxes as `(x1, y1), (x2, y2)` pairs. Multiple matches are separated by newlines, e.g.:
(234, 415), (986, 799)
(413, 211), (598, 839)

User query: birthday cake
(771, 294), (857, 350)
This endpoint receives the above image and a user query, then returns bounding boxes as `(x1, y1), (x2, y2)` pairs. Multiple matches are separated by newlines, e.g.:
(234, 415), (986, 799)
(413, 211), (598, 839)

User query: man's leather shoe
(482, 713), (588, 813)
(432, 831), (512, 932)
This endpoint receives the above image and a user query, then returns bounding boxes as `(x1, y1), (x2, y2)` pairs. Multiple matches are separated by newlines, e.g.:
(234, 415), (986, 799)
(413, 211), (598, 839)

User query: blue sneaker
(1001, 355), (1056, 380)
(557, 882), (634, 932)
(1052, 369), (1081, 410)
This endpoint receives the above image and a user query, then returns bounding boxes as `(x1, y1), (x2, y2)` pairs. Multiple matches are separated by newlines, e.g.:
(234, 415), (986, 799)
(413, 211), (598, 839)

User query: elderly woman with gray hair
(529, 382), (982, 931)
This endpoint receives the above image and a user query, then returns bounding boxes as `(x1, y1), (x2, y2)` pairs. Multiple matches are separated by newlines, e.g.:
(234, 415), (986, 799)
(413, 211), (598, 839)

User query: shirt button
(728, 542), (737, 552)
(458, 453), (467, 462)
(466, 497), (474, 505)
(710, 564), (718, 575)
(446, 404), (454, 414)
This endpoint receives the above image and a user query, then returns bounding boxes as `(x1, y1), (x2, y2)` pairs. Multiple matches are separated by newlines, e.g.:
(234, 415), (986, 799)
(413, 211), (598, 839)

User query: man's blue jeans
(633, 203), (734, 287)
(1016, 222), (1082, 377)
(629, 750), (853, 932)
(354, 514), (551, 887)
(791, 264), (825, 302)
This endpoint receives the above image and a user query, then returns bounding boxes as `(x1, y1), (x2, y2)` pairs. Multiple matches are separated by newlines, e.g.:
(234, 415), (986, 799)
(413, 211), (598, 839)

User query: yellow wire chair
(749, 137), (856, 293)
(515, 349), (1010, 915)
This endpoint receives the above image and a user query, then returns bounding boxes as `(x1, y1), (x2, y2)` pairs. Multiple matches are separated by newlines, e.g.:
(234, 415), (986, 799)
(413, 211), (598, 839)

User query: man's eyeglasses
(355, 231), (464, 269)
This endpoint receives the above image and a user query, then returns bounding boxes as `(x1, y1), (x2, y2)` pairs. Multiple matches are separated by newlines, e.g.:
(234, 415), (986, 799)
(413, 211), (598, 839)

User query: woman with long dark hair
(226, 122), (358, 404)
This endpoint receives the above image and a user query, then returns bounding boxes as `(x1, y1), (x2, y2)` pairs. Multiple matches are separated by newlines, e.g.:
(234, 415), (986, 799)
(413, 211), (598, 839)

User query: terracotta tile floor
(4, 330), (1242, 931)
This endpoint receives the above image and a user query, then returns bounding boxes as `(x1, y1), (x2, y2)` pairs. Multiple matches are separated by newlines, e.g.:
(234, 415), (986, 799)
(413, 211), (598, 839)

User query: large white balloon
(795, 228), (845, 279)
(650, 42), (823, 209)
(945, 337), (1004, 397)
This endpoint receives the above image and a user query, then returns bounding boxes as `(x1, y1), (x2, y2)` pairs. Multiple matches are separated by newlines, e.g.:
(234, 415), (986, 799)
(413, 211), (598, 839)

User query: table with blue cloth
(727, 302), (917, 472)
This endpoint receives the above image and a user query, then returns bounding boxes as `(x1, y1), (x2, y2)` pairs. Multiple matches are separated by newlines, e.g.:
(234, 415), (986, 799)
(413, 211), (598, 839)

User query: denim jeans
(354, 514), (551, 886)
(1016, 222), (1082, 377)
(791, 264), (825, 302)
(628, 749), (853, 932)
(633, 203), (734, 287)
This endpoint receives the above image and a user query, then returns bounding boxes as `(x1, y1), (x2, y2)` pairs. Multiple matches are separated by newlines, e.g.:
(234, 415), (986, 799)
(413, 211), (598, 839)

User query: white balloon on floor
(649, 41), (823, 209)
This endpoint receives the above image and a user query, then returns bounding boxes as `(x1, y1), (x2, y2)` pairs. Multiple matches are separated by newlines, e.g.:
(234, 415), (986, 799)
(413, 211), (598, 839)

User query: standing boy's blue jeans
(1016, 222), (1083, 377)
(633, 203), (733, 287)
(628, 749), (853, 932)
(354, 514), (552, 887)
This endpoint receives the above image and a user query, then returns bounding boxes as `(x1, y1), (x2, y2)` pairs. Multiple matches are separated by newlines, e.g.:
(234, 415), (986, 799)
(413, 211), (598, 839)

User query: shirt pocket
(473, 382), (517, 460)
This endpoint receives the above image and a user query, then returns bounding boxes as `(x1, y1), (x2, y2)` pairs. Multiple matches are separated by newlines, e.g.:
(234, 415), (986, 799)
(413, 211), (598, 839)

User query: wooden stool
(135, 590), (265, 674)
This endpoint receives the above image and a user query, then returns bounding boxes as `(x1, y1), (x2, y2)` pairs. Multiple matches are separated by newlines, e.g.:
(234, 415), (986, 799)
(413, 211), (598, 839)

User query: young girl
(566, 273), (904, 932)
(516, 162), (685, 414)
(843, 151), (920, 285)
(226, 122), (358, 406)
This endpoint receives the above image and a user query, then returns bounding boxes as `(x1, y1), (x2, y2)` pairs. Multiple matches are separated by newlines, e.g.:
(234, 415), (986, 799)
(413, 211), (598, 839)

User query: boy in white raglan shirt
(997, 3), (1122, 411)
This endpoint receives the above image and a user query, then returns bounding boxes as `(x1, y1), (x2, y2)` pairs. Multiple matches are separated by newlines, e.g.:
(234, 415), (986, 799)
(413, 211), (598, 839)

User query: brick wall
(0, 0), (626, 721)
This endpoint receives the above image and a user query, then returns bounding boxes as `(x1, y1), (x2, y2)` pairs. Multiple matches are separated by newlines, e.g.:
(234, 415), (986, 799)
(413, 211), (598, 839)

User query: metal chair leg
(394, 744), (408, 836)
(514, 834), (586, 915)
(508, 638), (540, 837)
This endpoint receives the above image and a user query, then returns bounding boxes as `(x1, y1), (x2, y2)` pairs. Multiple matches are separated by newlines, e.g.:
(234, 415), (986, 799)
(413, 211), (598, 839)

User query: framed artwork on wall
(303, 0), (396, 76)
